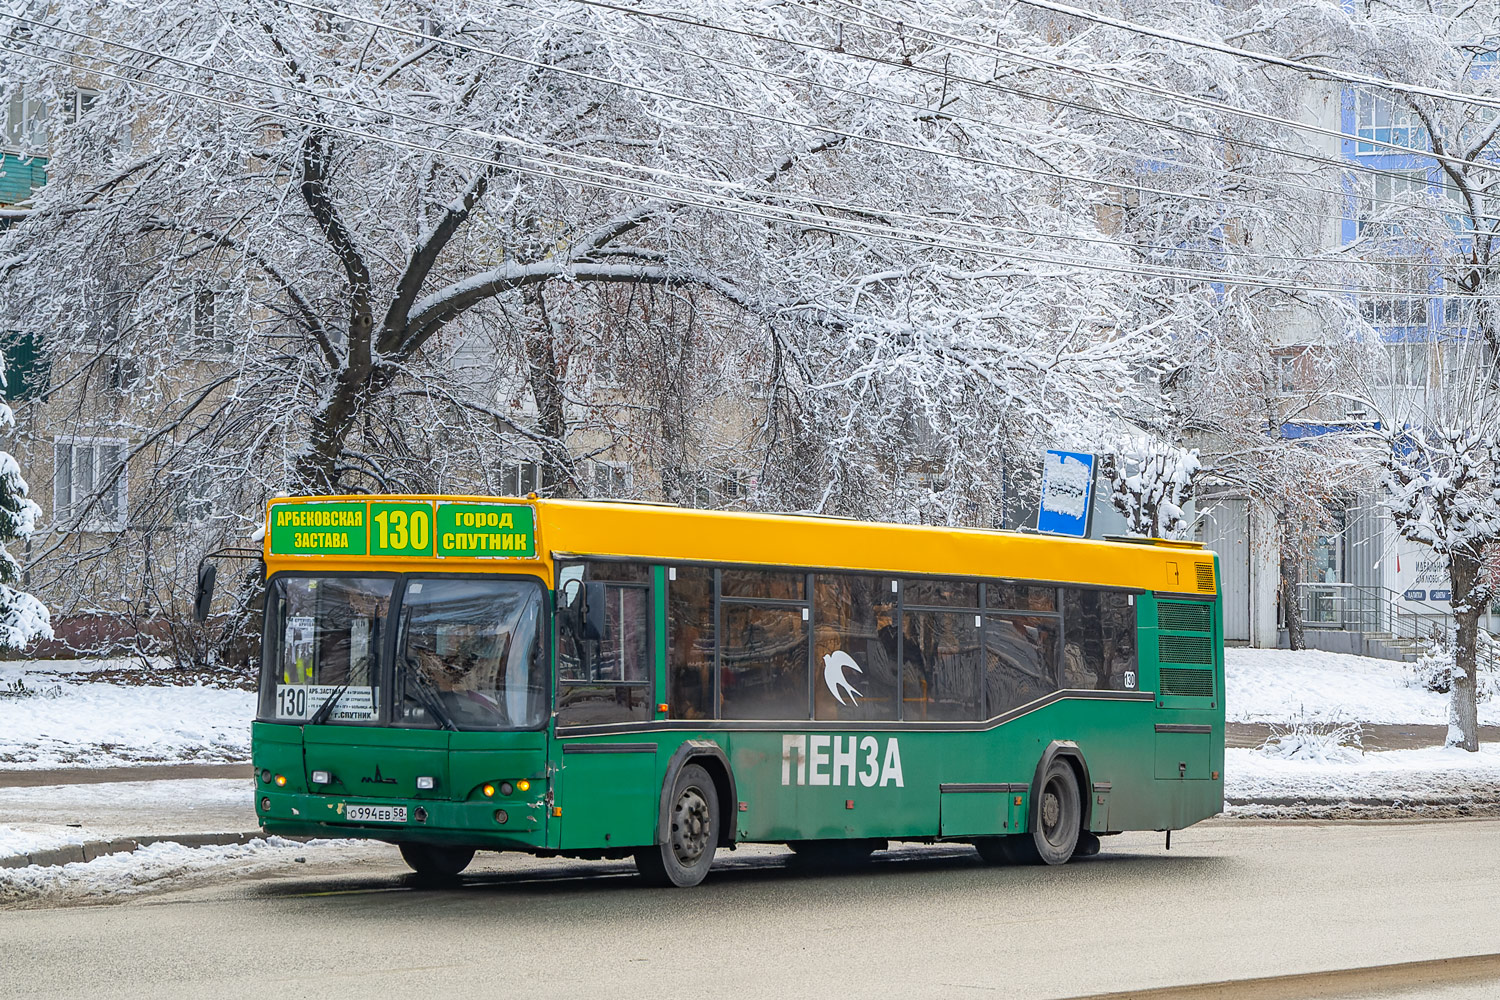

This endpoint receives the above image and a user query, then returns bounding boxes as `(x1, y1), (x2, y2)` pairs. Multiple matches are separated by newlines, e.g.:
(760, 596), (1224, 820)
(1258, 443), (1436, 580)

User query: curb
(1227, 795), (1500, 807)
(0, 830), (308, 870)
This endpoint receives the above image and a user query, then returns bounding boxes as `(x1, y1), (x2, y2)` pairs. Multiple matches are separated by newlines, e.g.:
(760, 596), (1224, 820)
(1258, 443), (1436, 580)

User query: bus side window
(667, 566), (714, 719)
(812, 574), (897, 722)
(1062, 589), (1137, 690)
(900, 606), (984, 722)
(556, 562), (653, 727)
(984, 613), (1058, 715)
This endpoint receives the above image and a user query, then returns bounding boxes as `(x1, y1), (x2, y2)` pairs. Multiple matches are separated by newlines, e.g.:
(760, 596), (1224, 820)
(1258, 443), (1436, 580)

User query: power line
(1007, 0), (1500, 112)
(494, 0), (1487, 235)
(10, 9), (1467, 274)
(815, 0), (1500, 171)
(271, 0), (1459, 234)
(561, 0), (1500, 219)
(2, 33), (1492, 301)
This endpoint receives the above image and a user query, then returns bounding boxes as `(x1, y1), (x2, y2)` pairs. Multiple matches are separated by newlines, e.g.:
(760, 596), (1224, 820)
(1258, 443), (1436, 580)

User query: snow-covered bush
(1255, 711), (1364, 764)
(1409, 631), (1500, 704)
(0, 678), (61, 700)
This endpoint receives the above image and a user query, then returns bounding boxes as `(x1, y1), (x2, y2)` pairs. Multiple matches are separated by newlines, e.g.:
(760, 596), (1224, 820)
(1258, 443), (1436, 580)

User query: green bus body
(253, 584), (1224, 856)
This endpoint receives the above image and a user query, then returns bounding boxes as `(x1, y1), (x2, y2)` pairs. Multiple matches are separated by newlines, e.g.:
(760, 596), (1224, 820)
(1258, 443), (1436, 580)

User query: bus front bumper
(255, 789), (546, 850)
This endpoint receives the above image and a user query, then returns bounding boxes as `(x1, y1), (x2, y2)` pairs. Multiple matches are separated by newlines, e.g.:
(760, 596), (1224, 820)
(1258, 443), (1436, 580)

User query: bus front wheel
(399, 843), (475, 878)
(635, 763), (719, 888)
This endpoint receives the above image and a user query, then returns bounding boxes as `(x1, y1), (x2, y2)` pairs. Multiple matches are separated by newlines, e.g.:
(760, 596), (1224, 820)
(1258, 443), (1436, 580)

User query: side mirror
(193, 562), (217, 623)
(582, 581), (607, 641)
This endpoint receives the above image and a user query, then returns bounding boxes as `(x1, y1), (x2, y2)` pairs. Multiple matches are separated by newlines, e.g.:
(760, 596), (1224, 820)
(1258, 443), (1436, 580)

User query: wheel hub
(1041, 788), (1061, 835)
(670, 787), (711, 865)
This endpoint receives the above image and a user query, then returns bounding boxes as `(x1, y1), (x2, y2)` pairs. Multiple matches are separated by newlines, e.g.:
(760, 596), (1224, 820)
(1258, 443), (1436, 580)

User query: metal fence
(1297, 582), (1453, 643)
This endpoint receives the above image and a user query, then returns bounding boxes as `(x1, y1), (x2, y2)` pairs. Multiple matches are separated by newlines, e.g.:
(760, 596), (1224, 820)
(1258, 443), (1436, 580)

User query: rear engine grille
(1158, 602), (1211, 632)
(1159, 633), (1214, 664)
(1160, 667), (1215, 698)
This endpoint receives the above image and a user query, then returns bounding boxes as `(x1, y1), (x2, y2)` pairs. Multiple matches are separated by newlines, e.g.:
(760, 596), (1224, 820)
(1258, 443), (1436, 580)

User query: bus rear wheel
(399, 843), (475, 878)
(635, 763), (719, 888)
(1027, 759), (1083, 865)
(978, 760), (1083, 866)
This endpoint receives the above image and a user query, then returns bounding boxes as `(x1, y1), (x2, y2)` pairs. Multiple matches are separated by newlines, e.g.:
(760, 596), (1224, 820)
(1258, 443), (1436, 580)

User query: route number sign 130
(370, 502), (433, 556)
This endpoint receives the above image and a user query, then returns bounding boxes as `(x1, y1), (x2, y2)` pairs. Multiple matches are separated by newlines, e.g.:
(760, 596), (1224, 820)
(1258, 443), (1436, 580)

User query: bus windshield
(394, 577), (547, 731)
(262, 576), (393, 724)
(260, 574), (547, 730)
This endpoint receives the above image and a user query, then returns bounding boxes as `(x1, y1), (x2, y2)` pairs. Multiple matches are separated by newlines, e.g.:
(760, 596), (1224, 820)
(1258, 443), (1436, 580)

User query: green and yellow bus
(249, 495), (1224, 886)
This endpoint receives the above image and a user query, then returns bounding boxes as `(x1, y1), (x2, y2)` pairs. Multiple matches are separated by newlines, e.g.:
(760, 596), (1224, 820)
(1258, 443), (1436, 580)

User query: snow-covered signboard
(1387, 538), (1451, 610)
(1038, 450), (1096, 538)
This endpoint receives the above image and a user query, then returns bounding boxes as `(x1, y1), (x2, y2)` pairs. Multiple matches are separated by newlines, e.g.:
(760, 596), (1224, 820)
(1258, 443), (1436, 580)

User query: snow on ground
(0, 824), (84, 858)
(1224, 647), (1500, 726)
(0, 779), (257, 858)
(0, 837), (361, 907)
(0, 661), (254, 768)
(1225, 743), (1500, 806)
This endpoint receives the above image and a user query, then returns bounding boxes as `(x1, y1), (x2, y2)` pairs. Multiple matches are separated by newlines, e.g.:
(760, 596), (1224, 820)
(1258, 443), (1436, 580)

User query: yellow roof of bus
(263, 495), (1216, 595)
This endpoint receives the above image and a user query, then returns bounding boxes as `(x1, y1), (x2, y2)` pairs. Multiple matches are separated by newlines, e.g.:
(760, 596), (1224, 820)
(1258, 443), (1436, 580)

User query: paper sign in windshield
(275, 684), (377, 722)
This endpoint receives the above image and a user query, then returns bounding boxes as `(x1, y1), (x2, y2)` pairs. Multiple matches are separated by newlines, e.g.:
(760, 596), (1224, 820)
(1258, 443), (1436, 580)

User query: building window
(174, 466), (214, 523)
(1359, 260), (1431, 328)
(186, 287), (233, 354)
(105, 354), (141, 393)
(1357, 170), (1429, 236)
(592, 460), (630, 498)
(4, 86), (47, 150)
(0, 330), (48, 402)
(62, 89), (98, 126)
(499, 460), (543, 497)
(1354, 91), (1426, 154)
(691, 470), (746, 509)
(1277, 354), (1298, 393)
(53, 438), (127, 531)
(1377, 341), (1430, 387)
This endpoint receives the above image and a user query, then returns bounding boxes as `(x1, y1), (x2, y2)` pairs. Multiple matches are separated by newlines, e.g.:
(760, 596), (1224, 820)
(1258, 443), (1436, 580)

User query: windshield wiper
(307, 682), (349, 727)
(403, 658), (458, 731)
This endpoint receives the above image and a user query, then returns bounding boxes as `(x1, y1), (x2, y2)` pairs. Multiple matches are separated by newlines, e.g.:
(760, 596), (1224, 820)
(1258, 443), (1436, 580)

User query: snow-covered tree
(1365, 354), (1500, 752)
(0, 0), (1391, 646)
(0, 363), (50, 649)
(1099, 433), (1202, 539)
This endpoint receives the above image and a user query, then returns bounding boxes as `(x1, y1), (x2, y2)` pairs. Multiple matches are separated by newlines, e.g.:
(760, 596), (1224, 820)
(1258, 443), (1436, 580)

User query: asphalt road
(3, 820), (1499, 1000)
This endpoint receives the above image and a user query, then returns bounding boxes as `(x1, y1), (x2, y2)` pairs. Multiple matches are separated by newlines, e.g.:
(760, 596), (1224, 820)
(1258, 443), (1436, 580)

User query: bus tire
(1028, 758), (1082, 865)
(398, 842), (475, 877)
(634, 763), (719, 887)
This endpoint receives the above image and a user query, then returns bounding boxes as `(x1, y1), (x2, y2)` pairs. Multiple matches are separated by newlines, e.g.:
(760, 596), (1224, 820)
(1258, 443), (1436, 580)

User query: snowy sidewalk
(0, 659), (254, 770)
(0, 778), (260, 869)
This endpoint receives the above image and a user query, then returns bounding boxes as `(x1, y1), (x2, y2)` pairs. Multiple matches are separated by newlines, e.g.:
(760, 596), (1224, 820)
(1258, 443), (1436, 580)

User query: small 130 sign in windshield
(269, 500), (536, 559)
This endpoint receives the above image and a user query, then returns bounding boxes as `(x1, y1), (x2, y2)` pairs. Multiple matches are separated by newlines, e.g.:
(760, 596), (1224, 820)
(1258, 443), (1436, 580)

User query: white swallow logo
(822, 650), (863, 705)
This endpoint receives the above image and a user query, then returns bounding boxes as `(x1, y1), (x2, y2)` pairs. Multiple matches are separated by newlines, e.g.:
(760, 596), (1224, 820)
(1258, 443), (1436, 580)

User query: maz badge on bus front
(781, 734), (904, 788)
